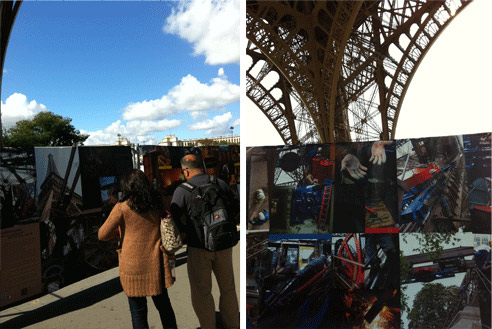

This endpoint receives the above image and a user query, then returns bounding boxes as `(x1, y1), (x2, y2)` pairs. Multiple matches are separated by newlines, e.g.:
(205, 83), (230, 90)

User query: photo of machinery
(396, 136), (470, 233)
(246, 233), (400, 328)
(246, 231), (269, 328)
(463, 133), (491, 234)
(1, 148), (37, 229)
(246, 144), (336, 234)
(335, 142), (398, 233)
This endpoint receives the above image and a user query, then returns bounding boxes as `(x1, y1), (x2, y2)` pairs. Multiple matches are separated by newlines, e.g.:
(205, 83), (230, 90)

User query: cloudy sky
(1, 0), (239, 145)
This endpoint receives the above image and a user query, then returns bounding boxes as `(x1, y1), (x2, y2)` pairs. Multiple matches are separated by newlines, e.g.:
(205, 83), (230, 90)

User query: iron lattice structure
(0, 0), (22, 148)
(246, 0), (471, 145)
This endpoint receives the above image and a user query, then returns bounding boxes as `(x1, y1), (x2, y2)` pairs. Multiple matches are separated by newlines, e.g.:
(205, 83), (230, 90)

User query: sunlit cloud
(188, 112), (233, 136)
(164, 0), (239, 65)
(1, 93), (46, 128)
(122, 70), (239, 121)
(81, 119), (181, 145)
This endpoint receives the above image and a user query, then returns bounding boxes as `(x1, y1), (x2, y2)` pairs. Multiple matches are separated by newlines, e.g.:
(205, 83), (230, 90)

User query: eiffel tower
(246, 0), (471, 144)
(0, 1), (22, 148)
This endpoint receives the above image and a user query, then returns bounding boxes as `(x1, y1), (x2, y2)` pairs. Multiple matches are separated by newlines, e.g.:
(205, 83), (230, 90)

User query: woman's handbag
(160, 211), (183, 254)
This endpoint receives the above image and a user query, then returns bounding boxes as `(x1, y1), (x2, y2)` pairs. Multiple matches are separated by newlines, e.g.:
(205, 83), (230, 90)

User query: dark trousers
(127, 289), (177, 329)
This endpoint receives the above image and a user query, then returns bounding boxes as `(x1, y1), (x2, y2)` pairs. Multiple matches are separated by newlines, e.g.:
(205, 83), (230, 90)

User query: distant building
(115, 137), (131, 146)
(158, 135), (181, 146)
(158, 134), (240, 146)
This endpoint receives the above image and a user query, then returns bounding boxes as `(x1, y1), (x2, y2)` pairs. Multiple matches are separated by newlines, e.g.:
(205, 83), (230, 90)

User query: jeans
(127, 289), (177, 329)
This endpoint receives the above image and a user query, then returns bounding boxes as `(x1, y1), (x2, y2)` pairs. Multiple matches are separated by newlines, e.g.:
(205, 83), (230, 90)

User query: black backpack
(180, 176), (238, 251)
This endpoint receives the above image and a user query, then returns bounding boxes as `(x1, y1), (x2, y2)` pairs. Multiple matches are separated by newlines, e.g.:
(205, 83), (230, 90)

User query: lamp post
(230, 126), (234, 143)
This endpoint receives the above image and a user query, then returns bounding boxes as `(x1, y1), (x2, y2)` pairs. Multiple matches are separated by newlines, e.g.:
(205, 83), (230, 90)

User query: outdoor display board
(0, 223), (42, 308)
(246, 132), (491, 329)
(1, 144), (240, 308)
(32, 146), (135, 297)
(141, 145), (240, 205)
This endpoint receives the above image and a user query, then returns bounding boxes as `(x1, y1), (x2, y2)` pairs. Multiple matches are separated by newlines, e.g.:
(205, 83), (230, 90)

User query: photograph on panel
(252, 235), (332, 328)
(247, 147), (276, 232)
(265, 144), (335, 234)
(400, 233), (491, 329)
(364, 233), (400, 291)
(334, 141), (397, 233)
(396, 136), (471, 233)
(30, 146), (134, 296)
(252, 234), (399, 328)
(462, 133), (491, 234)
(246, 231), (270, 329)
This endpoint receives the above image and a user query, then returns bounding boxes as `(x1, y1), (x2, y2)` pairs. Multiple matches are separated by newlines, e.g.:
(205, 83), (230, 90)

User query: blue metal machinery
(291, 180), (333, 225)
(263, 255), (329, 311)
(400, 161), (454, 225)
(402, 247), (483, 285)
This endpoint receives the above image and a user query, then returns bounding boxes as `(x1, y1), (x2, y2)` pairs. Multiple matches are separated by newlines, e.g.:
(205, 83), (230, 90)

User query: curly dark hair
(119, 169), (160, 214)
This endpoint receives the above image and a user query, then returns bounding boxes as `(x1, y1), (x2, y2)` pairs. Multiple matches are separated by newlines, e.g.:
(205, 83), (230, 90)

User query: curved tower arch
(0, 0), (23, 148)
(246, 0), (471, 144)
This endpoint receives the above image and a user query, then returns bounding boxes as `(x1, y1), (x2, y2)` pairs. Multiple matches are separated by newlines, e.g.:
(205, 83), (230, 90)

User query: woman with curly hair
(98, 169), (178, 329)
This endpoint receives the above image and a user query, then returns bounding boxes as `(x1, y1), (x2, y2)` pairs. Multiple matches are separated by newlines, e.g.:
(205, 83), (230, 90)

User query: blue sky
(2, 0), (239, 145)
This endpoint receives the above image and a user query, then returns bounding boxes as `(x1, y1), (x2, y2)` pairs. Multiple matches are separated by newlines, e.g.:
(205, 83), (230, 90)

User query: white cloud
(188, 112), (233, 136)
(164, 0), (239, 65)
(122, 72), (239, 121)
(190, 111), (208, 121)
(1, 93), (47, 128)
(82, 119), (181, 146)
(232, 118), (240, 127)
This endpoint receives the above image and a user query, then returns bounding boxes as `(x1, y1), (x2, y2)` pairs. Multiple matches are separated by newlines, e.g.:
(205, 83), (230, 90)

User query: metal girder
(246, 0), (471, 144)
(0, 0), (22, 149)
(246, 48), (299, 144)
(405, 246), (476, 265)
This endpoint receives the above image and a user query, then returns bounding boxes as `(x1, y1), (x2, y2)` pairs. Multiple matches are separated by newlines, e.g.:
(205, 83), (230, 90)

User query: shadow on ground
(0, 277), (123, 329)
(0, 253), (189, 329)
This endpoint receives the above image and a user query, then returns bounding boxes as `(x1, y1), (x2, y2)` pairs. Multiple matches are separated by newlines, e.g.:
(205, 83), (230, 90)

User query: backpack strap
(179, 181), (196, 192)
(179, 175), (218, 193)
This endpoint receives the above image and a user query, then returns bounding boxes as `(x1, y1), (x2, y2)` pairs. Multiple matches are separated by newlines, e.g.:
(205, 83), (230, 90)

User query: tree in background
(195, 138), (219, 146)
(3, 111), (88, 151)
(400, 233), (461, 328)
(408, 283), (459, 329)
(194, 138), (239, 146)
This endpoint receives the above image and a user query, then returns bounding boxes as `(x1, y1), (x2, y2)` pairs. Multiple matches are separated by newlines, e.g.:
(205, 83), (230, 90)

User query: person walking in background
(98, 169), (177, 329)
(171, 154), (239, 329)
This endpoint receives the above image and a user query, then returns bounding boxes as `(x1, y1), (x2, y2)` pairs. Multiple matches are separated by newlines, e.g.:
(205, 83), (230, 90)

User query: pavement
(0, 243), (240, 329)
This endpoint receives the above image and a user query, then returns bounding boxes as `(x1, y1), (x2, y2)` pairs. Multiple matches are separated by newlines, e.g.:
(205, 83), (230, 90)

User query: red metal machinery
(335, 233), (365, 289)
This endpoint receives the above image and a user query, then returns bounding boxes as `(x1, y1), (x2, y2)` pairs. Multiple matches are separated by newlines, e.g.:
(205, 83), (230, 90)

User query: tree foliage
(194, 138), (238, 146)
(402, 233), (461, 261)
(4, 111), (88, 151)
(408, 283), (459, 329)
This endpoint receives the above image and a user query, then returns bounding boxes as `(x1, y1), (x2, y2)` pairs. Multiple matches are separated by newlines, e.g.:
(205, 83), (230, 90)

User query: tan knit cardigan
(98, 201), (174, 297)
